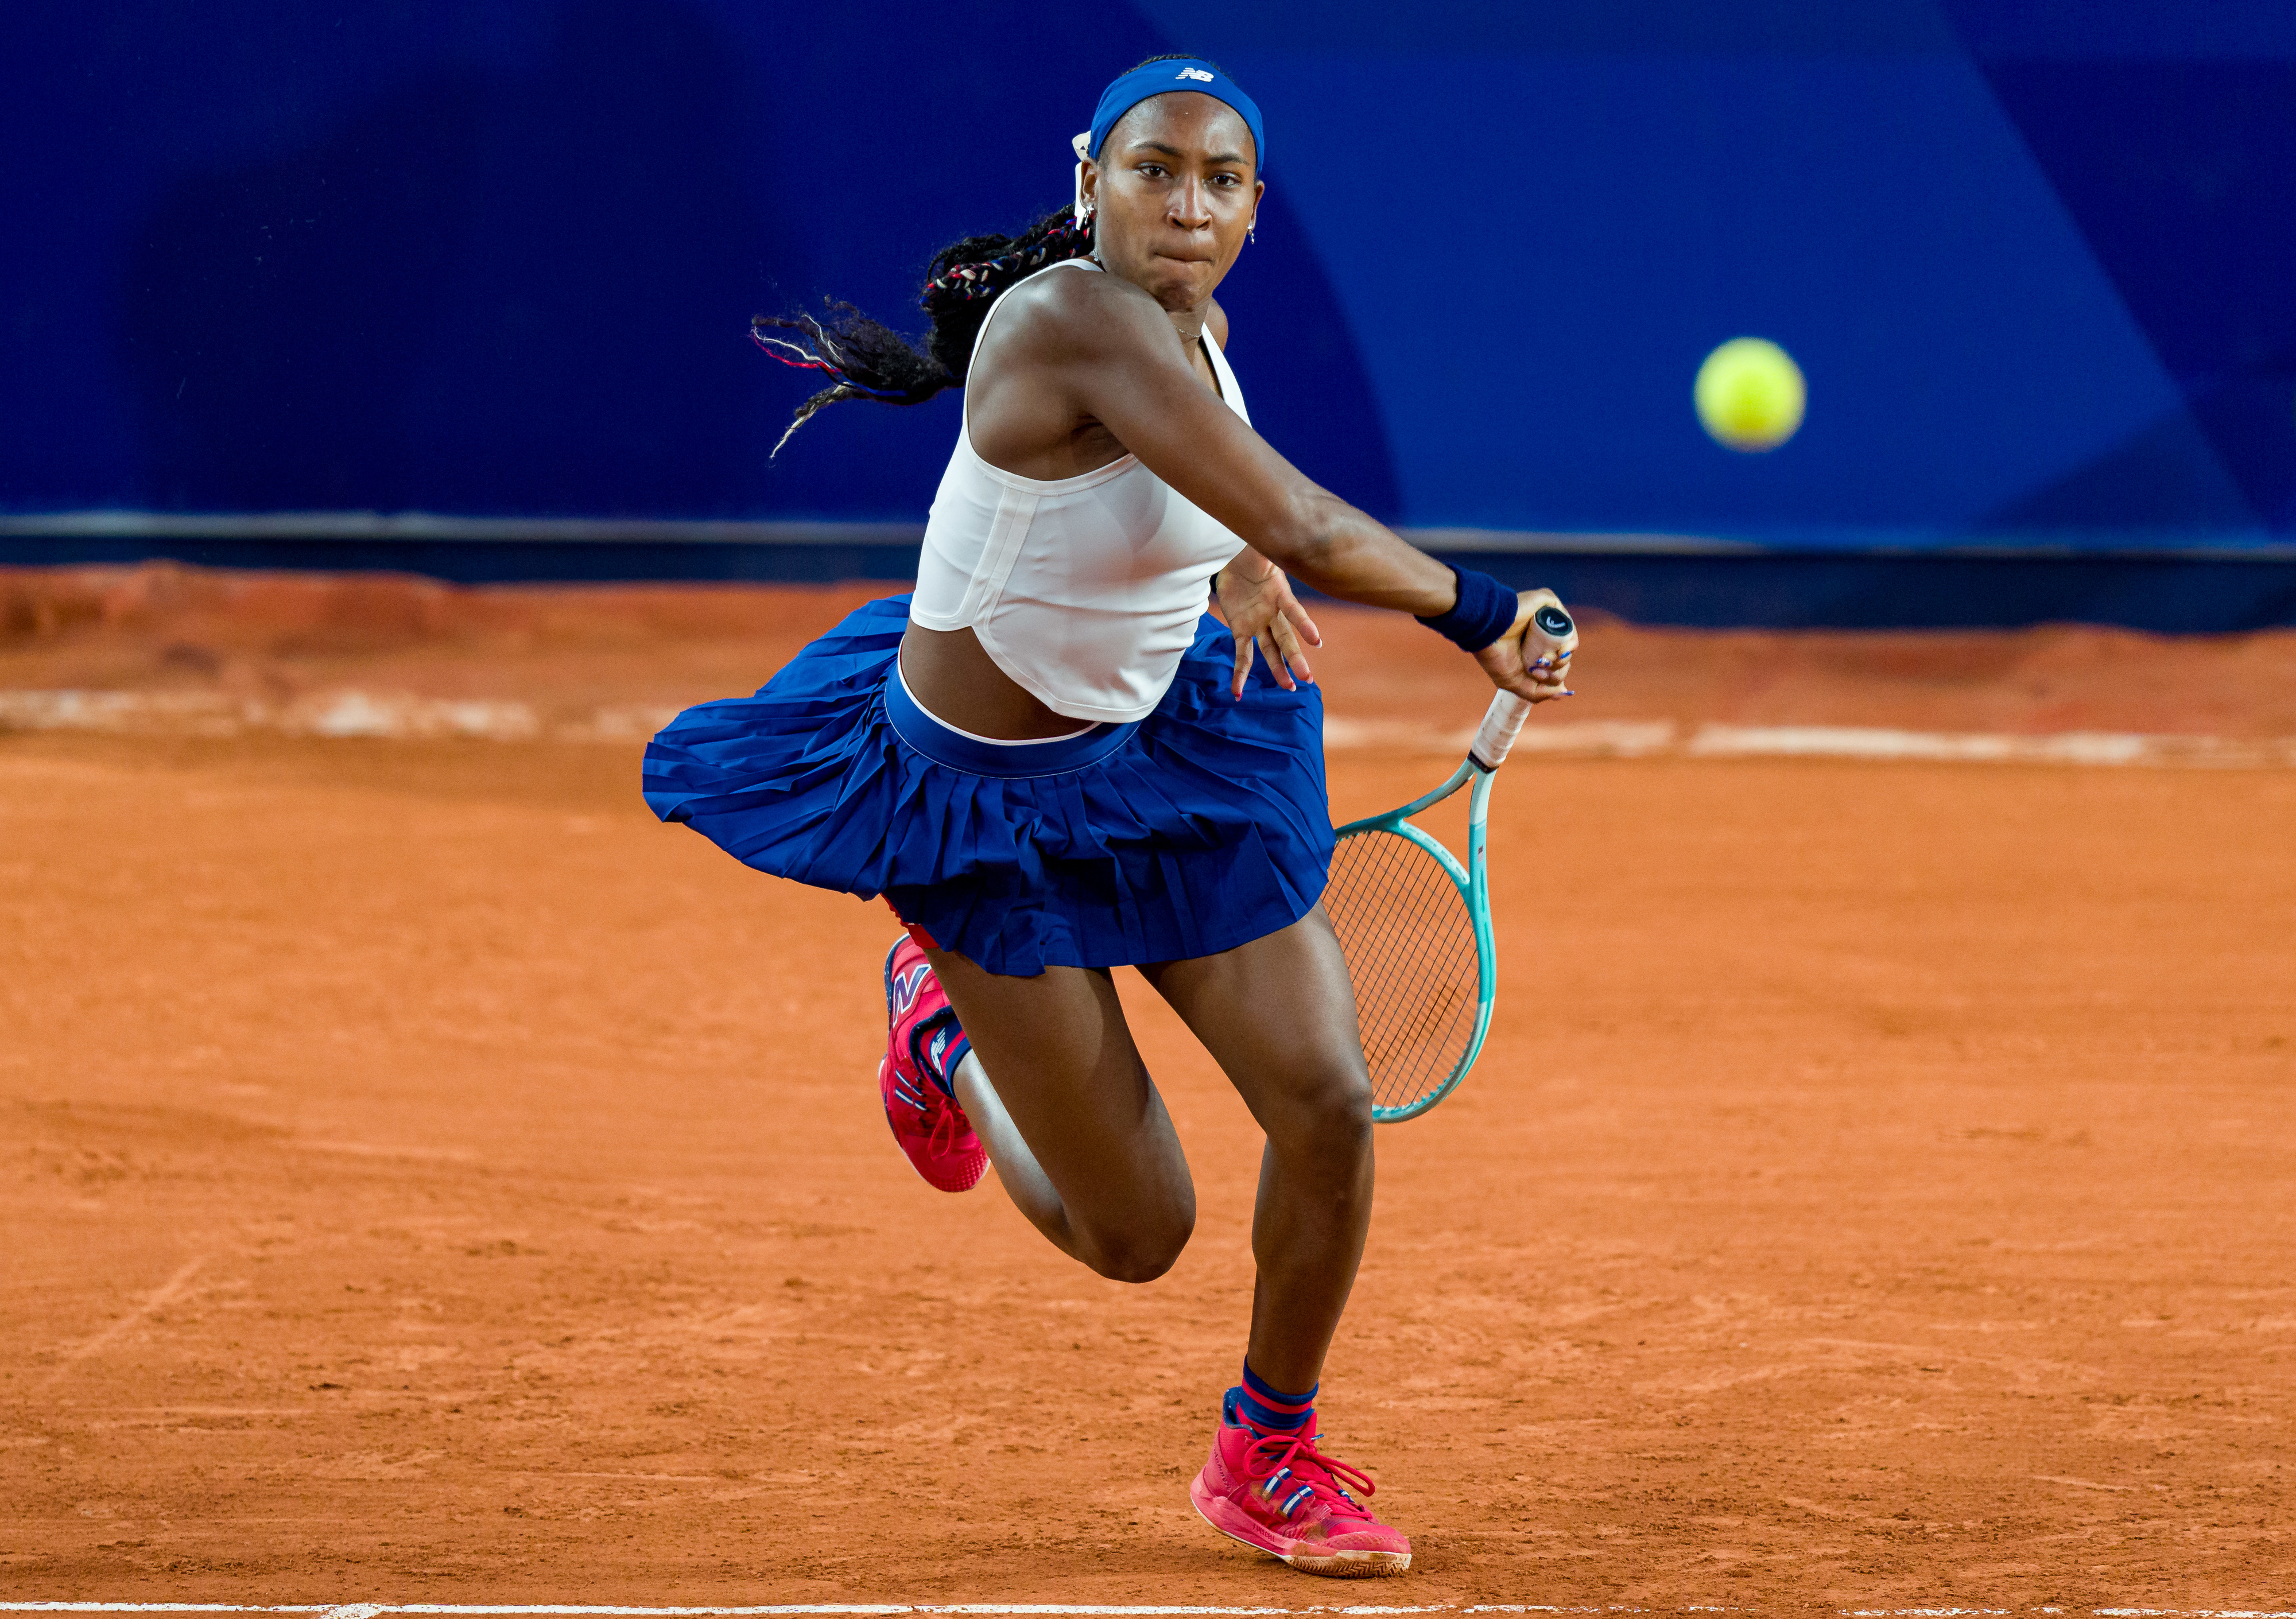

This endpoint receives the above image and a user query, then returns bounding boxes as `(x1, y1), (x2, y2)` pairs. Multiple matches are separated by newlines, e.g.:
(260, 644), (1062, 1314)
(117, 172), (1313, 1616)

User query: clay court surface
(3, 567), (2293, 1610)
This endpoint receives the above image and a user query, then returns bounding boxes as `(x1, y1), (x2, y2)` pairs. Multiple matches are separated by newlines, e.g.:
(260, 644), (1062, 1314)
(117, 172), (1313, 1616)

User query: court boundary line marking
(9, 1598), (2287, 1607)
(7, 687), (2296, 768)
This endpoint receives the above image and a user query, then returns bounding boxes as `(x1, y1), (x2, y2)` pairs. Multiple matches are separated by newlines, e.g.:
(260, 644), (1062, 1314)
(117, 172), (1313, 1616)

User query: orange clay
(2, 568), (2293, 1606)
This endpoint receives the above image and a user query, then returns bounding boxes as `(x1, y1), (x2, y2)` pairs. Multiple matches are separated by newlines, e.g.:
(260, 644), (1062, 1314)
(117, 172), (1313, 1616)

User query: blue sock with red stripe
(914, 1011), (972, 1101)
(1225, 1360), (1316, 1432)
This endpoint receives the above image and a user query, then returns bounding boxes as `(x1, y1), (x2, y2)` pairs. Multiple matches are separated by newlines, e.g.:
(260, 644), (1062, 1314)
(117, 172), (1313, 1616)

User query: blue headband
(1087, 59), (1265, 171)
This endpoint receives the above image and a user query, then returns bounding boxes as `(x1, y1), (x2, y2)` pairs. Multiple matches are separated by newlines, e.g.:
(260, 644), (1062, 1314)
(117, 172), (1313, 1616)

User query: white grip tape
(1470, 689), (1533, 770)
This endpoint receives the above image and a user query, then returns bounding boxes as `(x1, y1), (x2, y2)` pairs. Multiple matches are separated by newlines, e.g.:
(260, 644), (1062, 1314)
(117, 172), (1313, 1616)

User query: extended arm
(1036, 277), (1573, 700)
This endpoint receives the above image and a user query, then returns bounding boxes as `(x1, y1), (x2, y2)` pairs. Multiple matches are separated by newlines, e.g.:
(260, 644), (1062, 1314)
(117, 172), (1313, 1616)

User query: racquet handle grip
(1470, 689), (1534, 770)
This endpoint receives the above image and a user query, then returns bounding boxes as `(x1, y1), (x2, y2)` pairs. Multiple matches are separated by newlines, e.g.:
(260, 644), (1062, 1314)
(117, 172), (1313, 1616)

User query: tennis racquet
(1325, 603), (1574, 1121)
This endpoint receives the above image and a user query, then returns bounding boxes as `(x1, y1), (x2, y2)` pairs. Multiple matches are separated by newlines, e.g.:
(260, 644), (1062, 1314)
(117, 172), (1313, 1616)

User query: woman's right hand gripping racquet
(1324, 600), (1576, 1121)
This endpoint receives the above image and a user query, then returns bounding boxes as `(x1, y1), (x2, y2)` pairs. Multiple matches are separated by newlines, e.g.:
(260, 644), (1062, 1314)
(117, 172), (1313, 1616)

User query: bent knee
(1274, 1061), (1375, 1159)
(1077, 1208), (1196, 1284)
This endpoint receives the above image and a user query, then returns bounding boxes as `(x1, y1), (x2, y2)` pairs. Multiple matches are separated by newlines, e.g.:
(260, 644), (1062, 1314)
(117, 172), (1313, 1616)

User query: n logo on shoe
(890, 962), (932, 1018)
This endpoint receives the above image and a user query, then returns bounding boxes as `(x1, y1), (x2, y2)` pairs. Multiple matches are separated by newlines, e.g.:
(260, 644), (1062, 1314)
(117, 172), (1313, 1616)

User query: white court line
(1311, 713), (2296, 768)
(5, 1607), (2294, 1618)
(9, 689), (2296, 768)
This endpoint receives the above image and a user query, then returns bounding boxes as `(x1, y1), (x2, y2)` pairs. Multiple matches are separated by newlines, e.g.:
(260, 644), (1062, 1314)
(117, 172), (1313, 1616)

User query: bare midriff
(898, 624), (1088, 740)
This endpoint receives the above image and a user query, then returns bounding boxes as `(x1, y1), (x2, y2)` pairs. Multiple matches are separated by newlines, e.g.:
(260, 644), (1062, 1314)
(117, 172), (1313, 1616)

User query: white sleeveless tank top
(909, 258), (1250, 724)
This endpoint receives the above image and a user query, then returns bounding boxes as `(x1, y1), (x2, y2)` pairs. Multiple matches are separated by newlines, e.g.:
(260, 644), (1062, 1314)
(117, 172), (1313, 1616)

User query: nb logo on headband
(1174, 67), (1215, 82)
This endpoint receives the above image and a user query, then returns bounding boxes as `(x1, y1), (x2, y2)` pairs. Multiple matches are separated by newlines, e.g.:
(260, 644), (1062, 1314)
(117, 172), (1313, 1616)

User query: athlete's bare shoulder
(985, 261), (1188, 372)
(1205, 297), (1230, 350)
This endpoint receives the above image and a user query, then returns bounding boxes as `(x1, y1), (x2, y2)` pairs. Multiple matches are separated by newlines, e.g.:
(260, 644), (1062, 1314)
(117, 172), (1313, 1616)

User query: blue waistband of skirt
(882, 662), (1142, 778)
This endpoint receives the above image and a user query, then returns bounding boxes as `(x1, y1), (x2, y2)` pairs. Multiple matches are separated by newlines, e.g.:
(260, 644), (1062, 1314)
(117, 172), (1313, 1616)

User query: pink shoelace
(1239, 1421), (1379, 1512)
(921, 1086), (973, 1159)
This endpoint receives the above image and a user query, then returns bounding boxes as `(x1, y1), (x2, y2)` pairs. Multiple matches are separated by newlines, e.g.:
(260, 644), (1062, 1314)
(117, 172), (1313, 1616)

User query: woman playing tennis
(645, 55), (1576, 1578)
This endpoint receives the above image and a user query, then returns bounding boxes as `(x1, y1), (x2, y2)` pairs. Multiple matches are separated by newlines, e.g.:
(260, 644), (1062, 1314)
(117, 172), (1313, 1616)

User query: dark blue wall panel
(5, 0), (2293, 549)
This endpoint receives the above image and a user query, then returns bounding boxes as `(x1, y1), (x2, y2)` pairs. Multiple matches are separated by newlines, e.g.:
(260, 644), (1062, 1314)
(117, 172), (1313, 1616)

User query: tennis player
(645, 56), (1574, 1577)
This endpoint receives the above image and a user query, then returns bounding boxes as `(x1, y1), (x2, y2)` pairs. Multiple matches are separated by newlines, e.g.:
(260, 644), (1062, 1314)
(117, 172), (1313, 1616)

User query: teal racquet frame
(1326, 603), (1575, 1122)
(1332, 746), (1504, 1123)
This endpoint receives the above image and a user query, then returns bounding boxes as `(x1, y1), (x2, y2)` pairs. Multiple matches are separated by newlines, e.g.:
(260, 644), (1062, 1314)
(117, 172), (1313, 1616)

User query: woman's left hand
(1216, 549), (1322, 698)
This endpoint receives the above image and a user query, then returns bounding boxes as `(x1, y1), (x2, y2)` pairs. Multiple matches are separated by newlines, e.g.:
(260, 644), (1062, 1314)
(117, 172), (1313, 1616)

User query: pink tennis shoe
(879, 934), (988, 1193)
(1190, 1405), (1412, 1577)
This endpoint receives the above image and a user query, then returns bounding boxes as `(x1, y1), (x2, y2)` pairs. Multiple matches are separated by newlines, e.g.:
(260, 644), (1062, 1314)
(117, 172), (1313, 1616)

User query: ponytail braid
(752, 208), (1093, 456)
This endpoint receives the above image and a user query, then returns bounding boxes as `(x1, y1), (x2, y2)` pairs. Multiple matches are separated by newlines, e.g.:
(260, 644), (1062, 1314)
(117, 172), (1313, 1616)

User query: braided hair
(750, 209), (1093, 456)
(751, 55), (1236, 456)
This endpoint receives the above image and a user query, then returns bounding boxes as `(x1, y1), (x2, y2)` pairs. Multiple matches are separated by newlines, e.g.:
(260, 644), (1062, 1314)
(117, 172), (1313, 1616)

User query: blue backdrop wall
(7, 0), (2295, 551)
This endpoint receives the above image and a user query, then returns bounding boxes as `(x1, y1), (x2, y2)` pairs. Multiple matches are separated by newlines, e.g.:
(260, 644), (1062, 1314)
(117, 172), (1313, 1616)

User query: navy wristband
(1415, 565), (1518, 651)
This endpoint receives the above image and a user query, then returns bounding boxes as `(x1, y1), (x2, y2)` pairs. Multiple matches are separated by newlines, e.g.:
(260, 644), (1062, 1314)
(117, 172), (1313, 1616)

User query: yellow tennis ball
(1694, 336), (1806, 452)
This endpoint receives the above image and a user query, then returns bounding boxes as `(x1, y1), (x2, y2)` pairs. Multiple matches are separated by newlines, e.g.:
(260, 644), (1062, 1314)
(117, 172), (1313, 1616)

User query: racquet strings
(1323, 827), (1480, 1112)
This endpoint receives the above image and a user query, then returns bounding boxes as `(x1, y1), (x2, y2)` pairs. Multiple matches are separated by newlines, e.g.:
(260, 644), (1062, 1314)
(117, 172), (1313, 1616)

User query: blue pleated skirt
(641, 595), (1332, 977)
